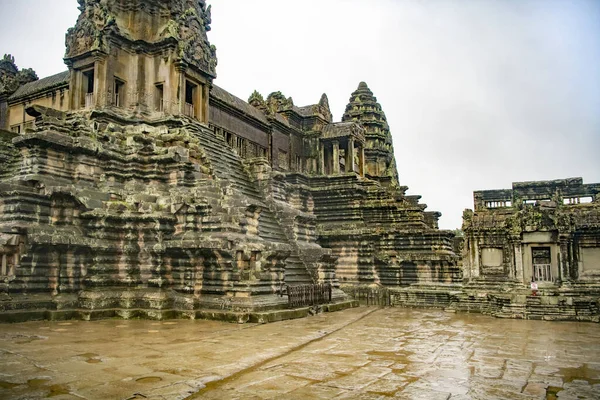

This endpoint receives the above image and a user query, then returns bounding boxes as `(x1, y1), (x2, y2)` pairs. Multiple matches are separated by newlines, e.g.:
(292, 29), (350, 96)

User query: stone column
(92, 60), (100, 108)
(332, 140), (340, 174)
(202, 83), (210, 123)
(67, 66), (79, 109)
(514, 243), (523, 283)
(359, 145), (365, 176)
(559, 236), (570, 283)
(472, 238), (480, 278)
(346, 137), (355, 173)
(176, 64), (186, 115)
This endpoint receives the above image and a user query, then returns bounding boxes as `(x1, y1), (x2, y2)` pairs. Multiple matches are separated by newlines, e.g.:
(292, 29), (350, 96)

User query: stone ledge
(0, 300), (359, 324)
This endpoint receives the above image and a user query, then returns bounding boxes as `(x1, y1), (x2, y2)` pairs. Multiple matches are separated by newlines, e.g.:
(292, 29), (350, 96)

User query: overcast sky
(1, 0), (599, 229)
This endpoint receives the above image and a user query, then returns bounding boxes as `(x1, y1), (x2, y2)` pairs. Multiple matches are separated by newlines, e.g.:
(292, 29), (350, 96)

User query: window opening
(532, 247), (552, 282)
(114, 78), (125, 107)
(155, 84), (164, 112)
(184, 80), (196, 118)
(83, 69), (95, 108)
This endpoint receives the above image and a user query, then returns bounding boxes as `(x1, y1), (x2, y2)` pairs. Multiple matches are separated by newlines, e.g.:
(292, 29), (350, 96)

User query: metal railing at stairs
(280, 283), (332, 308)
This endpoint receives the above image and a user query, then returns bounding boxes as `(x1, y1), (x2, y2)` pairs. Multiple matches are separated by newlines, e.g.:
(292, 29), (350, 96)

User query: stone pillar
(332, 140), (340, 175)
(202, 83), (210, 123)
(92, 60), (100, 108)
(346, 137), (355, 173)
(559, 236), (570, 283)
(176, 64), (186, 115)
(359, 145), (365, 176)
(67, 67), (79, 109)
(472, 238), (480, 278)
(514, 243), (523, 283)
(93, 56), (107, 108)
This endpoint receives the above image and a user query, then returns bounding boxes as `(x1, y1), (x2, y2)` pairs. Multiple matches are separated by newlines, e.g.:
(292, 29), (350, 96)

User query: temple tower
(64, 0), (216, 122)
(342, 82), (399, 187)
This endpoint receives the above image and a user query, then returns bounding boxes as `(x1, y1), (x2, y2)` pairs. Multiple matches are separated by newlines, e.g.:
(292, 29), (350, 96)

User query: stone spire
(342, 82), (398, 186)
(0, 55), (37, 96)
(0, 55), (37, 130)
(317, 93), (333, 122)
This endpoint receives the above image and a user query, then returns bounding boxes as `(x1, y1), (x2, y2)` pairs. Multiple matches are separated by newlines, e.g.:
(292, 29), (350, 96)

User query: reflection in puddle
(559, 364), (600, 385)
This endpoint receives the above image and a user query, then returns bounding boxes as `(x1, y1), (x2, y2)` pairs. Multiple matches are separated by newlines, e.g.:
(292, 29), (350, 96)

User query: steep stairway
(187, 123), (313, 285)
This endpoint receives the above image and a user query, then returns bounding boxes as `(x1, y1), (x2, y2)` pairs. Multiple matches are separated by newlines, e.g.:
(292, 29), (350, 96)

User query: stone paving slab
(190, 308), (600, 400)
(0, 307), (375, 399)
(0, 307), (599, 399)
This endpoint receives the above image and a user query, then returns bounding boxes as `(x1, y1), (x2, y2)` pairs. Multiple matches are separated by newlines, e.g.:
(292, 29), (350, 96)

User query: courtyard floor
(0, 307), (599, 399)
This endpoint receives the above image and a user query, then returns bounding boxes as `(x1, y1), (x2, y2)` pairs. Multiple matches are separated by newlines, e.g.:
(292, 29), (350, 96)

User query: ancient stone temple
(0, 0), (459, 322)
(457, 178), (600, 321)
(463, 178), (600, 284)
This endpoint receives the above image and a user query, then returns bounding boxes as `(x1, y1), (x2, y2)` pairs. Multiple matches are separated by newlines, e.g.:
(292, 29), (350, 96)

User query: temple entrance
(532, 247), (552, 282)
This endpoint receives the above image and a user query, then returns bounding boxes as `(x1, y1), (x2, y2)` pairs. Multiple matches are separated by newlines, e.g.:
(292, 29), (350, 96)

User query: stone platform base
(0, 291), (358, 324)
(388, 284), (600, 323)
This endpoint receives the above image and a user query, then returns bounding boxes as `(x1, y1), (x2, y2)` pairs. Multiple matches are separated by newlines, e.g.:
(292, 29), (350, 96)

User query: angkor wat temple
(0, 0), (459, 322)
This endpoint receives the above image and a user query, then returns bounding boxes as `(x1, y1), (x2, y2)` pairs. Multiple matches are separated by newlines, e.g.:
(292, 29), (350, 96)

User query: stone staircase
(187, 123), (313, 285)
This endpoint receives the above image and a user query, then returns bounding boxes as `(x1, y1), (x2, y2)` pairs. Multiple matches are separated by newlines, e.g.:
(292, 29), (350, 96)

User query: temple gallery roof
(211, 84), (269, 125)
(9, 70), (70, 101)
(322, 121), (366, 143)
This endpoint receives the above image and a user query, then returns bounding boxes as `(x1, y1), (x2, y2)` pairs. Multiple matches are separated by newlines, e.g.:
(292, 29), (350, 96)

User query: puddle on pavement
(546, 385), (563, 400)
(2, 378), (71, 397)
(48, 384), (70, 397)
(75, 352), (102, 363)
(27, 378), (51, 388)
(136, 376), (162, 384)
(0, 381), (21, 389)
(558, 364), (600, 385)
(1, 333), (47, 343)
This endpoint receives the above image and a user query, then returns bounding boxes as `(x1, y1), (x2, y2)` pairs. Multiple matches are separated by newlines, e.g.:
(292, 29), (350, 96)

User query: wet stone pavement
(0, 307), (599, 399)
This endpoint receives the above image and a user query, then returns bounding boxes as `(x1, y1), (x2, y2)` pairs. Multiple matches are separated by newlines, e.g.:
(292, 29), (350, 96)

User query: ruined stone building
(456, 178), (600, 321)
(0, 1), (458, 321)
(463, 178), (600, 285)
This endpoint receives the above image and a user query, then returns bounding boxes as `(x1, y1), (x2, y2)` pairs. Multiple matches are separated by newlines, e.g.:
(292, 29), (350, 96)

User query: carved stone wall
(0, 105), (348, 318)
(463, 178), (600, 285)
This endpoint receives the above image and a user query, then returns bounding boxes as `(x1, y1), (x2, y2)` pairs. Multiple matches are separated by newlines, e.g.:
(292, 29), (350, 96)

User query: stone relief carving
(65, 0), (117, 58)
(65, 0), (217, 76)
